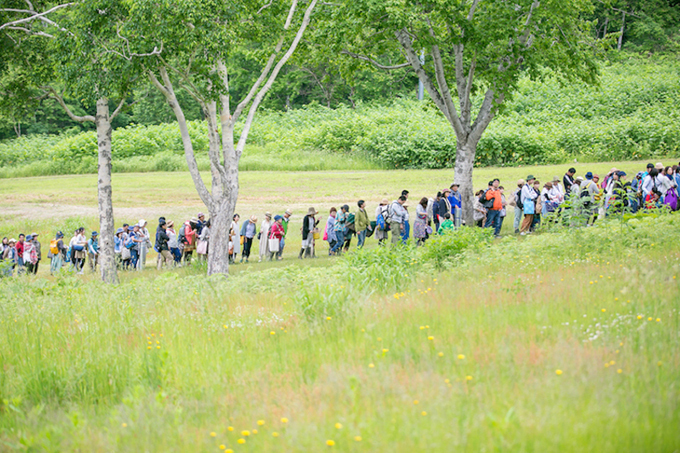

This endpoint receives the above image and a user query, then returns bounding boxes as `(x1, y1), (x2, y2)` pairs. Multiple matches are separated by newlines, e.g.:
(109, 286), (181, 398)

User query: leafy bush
(422, 227), (495, 270)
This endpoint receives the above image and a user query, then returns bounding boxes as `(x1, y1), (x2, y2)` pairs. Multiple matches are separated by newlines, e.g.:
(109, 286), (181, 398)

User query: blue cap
(274, 215), (283, 221)
(585, 172), (593, 179)
(91, 231), (98, 236)
(617, 171), (627, 177)
(116, 227), (124, 234)
(26, 235), (33, 241)
(56, 231), (64, 239)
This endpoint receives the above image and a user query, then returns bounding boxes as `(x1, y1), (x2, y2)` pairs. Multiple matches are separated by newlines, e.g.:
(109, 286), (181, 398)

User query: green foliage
(422, 227), (495, 270)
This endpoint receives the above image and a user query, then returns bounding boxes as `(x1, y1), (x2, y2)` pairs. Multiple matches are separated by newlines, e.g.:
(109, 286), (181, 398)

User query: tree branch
(236, 0), (318, 156)
(341, 50), (411, 70)
(110, 97), (127, 121)
(44, 87), (95, 123)
(0, 3), (73, 32)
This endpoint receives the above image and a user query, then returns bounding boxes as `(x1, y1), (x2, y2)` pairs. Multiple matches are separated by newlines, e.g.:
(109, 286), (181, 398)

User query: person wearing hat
(156, 221), (173, 269)
(324, 207), (338, 253)
(448, 184), (462, 227)
(267, 215), (285, 261)
(520, 175), (538, 234)
(484, 179), (503, 237)
(154, 217), (167, 267)
(113, 227), (124, 268)
(375, 199), (390, 245)
(580, 173), (601, 225)
(28, 232), (41, 274)
(277, 210), (292, 259)
(239, 215), (258, 263)
(258, 213), (273, 262)
(508, 179), (525, 234)
(438, 189), (452, 228)
(50, 231), (67, 275)
(165, 221), (182, 264)
(196, 212), (206, 236)
(355, 200), (371, 249)
(22, 235), (38, 274)
(301, 207), (320, 258)
(607, 171), (632, 214)
(87, 231), (99, 273)
(3, 238), (17, 276)
(563, 168), (576, 195)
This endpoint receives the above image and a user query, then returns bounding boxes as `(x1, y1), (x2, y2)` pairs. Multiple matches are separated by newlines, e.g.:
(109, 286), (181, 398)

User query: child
(438, 212), (455, 234)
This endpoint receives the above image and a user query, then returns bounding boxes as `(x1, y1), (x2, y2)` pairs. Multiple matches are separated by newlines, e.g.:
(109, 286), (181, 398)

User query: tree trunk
(207, 195), (235, 276)
(453, 137), (477, 227)
(617, 12), (626, 51)
(95, 98), (118, 284)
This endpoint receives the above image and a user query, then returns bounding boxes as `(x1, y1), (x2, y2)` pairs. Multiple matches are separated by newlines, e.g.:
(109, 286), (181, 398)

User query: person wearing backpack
(87, 231), (99, 273)
(389, 196), (408, 245)
(438, 189), (452, 227)
(325, 207), (338, 254)
(484, 179), (503, 237)
(156, 222), (173, 269)
(330, 205), (348, 255)
(49, 231), (66, 275)
(509, 179), (525, 234)
(375, 199), (390, 245)
(520, 175), (538, 234)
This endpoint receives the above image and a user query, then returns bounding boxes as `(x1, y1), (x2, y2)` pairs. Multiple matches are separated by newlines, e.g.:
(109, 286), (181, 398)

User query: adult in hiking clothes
(520, 175), (538, 234)
(15, 234), (25, 274)
(180, 219), (198, 264)
(268, 215), (285, 261)
(3, 239), (17, 276)
(301, 207), (319, 258)
(642, 168), (674, 200)
(49, 231), (67, 274)
(154, 217), (166, 268)
(608, 171), (631, 214)
(432, 193), (441, 233)
(166, 221), (181, 264)
(449, 184), (462, 227)
(375, 199), (390, 245)
(128, 224), (143, 270)
(414, 197), (430, 246)
(88, 231), (99, 273)
(355, 201), (371, 249)
(563, 168), (576, 195)
(259, 213), (272, 262)
(197, 219), (211, 262)
(325, 207), (338, 254)
(277, 210), (292, 259)
(580, 172), (601, 225)
(240, 216), (257, 263)
(390, 196), (408, 245)
(22, 235), (38, 274)
(156, 222), (173, 269)
(438, 189), (452, 227)
(400, 190), (411, 242)
(473, 190), (487, 227)
(331, 205), (348, 255)
(72, 228), (87, 273)
(508, 179), (525, 234)
(231, 214), (241, 263)
(136, 219), (151, 270)
(196, 212), (206, 236)
(29, 233), (41, 274)
(484, 179), (503, 237)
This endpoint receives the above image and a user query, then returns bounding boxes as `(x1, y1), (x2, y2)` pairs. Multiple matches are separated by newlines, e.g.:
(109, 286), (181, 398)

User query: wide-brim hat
(116, 228), (124, 234)
(552, 176), (560, 182)
(442, 188), (451, 194)
(166, 221), (174, 228)
(307, 207), (318, 215)
(249, 215), (257, 223)
(526, 175), (535, 181)
(517, 179), (525, 185)
(655, 162), (664, 170)
(285, 209), (292, 216)
(9, 238), (16, 244)
(138, 219), (146, 226)
(31, 232), (39, 237)
(381, 198), (389, 205)
(265, 212), (272, 219)
(190, 217), (199, 223)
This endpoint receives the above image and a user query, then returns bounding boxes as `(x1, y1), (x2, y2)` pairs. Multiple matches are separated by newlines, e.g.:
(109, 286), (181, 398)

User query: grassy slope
(0, 211), (678, 451)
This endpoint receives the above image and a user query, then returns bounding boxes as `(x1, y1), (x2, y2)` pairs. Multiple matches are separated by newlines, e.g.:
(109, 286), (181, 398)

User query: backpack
(515, 190), (524, 210)
(49, 239), (59, 255)
(345, 213), (356, 232)
(664, 188), (678, 211)
(479, 190), (494, 209)
(580, 181), (592, 198)
(178, 225), (187, 244)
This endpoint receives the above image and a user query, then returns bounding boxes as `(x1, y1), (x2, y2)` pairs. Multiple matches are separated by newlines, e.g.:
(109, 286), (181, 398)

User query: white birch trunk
(95, 98), (118, 284)
(453, 138), (477, 226)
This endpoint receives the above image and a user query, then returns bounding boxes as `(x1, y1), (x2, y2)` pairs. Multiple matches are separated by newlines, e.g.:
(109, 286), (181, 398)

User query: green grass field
(0, 162), (679, 451)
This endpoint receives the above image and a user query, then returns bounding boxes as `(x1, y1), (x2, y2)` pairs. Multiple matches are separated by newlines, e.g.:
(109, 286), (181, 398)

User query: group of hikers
(2, 162), (678, 276)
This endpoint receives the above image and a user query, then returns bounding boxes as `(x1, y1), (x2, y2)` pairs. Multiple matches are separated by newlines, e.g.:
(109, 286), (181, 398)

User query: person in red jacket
(15, 234), (25, 273)
(485, 179), (503, 237)
(268, 215), (285, 261)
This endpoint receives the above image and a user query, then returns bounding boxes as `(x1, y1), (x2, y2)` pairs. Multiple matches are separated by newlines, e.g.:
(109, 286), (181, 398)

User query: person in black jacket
(438, 189), (452, 226)
(156, 222), (173, 269)
(563, 168), (576, 195)
(299, 207), (319, 259)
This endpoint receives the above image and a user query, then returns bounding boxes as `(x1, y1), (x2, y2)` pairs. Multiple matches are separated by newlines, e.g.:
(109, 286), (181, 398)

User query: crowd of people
(2, 162), (678, 276)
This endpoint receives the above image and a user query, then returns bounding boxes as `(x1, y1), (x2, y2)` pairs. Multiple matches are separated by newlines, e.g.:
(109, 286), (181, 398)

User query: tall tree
(1, 0), (137, 283)
(122, 0), (319, 276)
(325, 0), (599, 224)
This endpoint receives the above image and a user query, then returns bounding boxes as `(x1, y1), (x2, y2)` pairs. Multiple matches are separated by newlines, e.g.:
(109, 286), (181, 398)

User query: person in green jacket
(355, 200), (372, 248)
(438, 212), (455, 234)
(277, 209), (292, 259)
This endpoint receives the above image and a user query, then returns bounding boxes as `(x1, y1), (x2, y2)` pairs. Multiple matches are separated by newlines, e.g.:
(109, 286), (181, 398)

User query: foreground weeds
(1, 215), (679, 451)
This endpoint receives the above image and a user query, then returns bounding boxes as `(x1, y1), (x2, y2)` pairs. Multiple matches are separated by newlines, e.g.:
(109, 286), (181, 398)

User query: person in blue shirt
(448, 184), (462, 227)
(87, 231), (99, 273)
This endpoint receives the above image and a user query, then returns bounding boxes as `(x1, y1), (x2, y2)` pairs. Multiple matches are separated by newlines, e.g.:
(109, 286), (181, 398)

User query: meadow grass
(0, 206), (679, 451)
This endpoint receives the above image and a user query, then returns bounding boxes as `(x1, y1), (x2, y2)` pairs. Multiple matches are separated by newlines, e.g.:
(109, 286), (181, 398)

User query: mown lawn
(0, 204), (678, 451)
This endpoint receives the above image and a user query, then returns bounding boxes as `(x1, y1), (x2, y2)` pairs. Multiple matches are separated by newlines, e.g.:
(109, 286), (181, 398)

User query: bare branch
(236, 0), (318, 155)
(5, 25), (53, 37)
(110, 97), (127, 121)
(0, 3), (73, 33)
(256, 0), (273, 14)
(232, 0), (299, 125)
(467, 0), (480, 21)
(341, 50), (411, 70)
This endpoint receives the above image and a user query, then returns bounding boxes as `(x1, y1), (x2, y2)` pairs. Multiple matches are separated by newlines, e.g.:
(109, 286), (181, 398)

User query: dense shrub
(0, 59), (678, 177)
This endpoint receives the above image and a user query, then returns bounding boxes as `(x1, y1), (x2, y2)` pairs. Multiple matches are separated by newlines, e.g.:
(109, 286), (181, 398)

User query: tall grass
(0, 214), (678, 451)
